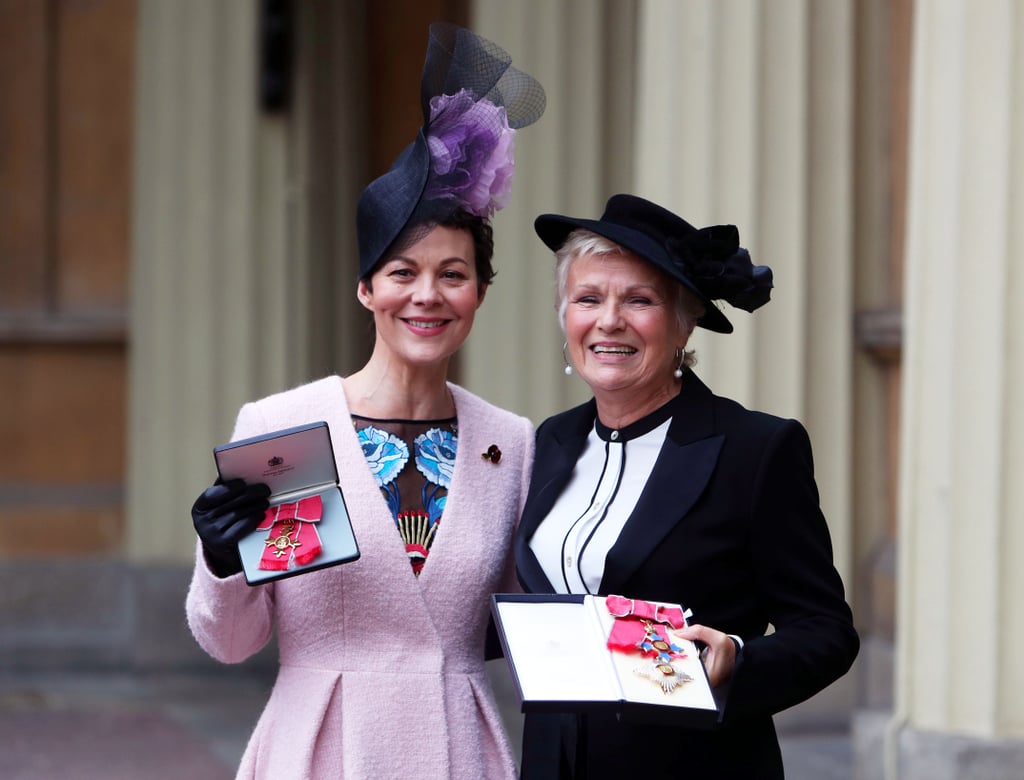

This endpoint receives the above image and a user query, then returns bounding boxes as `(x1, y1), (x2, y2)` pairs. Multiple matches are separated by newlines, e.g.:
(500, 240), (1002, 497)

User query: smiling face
(358, 224), (485, 371)
(564, 249), (688, 413)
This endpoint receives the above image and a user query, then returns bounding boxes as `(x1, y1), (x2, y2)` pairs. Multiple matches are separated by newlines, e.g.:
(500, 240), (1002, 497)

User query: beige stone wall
(895, 0), (1024, 752)
(127, 1), (367, 562)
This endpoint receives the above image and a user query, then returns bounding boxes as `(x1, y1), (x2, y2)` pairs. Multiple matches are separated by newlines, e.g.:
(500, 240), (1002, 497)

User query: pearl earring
(562, 341), (573, 376)
(674, 347), (685, 379)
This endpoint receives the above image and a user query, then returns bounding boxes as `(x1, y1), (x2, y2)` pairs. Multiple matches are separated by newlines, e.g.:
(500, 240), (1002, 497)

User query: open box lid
(211, 421), (360, 585)
(214, 421), (337, 504)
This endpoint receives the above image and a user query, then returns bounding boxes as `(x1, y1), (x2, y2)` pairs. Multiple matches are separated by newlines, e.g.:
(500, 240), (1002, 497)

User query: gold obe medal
(264, 522), (300, 557)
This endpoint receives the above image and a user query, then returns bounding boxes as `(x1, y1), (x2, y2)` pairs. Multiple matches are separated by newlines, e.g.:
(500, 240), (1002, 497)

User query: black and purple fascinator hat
(356, 23), (546, 279)
(535, 194), (773, 334)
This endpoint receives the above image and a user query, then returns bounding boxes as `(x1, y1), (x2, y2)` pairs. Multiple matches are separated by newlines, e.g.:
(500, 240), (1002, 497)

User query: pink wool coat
(186, 377), (534, 779)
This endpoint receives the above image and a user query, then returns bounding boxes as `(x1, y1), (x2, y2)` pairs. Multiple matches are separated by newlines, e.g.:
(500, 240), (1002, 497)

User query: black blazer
(515, 372), (859, 780)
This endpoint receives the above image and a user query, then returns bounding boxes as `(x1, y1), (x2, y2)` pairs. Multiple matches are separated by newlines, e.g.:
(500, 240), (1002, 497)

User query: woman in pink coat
(186, 23), (545, 779)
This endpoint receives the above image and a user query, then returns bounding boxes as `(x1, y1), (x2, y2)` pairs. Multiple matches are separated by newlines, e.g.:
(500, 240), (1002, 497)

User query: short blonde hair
(552, 229), (703, 367)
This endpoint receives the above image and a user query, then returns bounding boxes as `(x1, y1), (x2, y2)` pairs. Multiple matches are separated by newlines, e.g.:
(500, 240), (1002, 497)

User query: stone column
(126, 1), (356, 562)
(892, 0), (1024, 777)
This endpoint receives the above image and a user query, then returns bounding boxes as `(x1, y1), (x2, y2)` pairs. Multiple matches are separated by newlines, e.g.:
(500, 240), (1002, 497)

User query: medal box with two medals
(491, 593), (719, 727)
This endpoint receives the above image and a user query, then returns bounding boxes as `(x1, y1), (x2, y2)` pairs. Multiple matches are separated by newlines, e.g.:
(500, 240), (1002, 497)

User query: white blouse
(529, 405), (673, 594)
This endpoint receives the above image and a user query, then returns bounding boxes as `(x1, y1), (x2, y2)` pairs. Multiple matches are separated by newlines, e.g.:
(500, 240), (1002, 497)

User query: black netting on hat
(420, 22), (546, 129)
(356, 22), (546, 279)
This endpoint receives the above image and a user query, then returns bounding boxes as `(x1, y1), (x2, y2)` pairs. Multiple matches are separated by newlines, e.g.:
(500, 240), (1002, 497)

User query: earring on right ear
(562, 341), (573, 376)
(674, 347), (685, 379)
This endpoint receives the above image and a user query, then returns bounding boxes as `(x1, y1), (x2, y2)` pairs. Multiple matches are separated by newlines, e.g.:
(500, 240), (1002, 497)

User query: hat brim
(357, 133), (431, 278)
(534, 213), (734, 334)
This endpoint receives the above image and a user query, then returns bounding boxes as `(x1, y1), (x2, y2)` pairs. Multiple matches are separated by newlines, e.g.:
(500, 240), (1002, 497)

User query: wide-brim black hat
(535, 194), (773, 334)
(356, 23), (546, 279)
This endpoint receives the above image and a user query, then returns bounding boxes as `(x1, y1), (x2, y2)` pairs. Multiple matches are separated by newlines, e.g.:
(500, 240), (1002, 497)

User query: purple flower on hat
(423, 89), (516, 217)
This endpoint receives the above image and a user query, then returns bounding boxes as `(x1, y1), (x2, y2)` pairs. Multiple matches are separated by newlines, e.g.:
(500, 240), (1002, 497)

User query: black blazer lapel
(515, 400), (596, 593)
(600, 374), (724, 593)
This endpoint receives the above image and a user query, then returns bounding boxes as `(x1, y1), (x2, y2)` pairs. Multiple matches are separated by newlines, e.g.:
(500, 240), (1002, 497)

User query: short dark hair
(443, 209), (496, 290)
(363, 209), (495, 295)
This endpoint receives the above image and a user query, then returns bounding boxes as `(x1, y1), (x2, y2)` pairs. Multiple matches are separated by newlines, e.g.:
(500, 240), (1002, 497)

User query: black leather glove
(191, 478), (271, 577)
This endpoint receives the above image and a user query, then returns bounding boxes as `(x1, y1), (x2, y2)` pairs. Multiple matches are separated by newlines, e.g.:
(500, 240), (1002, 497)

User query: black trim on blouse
(594, 394), (677, 443)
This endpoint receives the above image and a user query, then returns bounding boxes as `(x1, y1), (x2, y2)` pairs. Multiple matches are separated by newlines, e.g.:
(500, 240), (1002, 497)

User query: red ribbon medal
(605, 595), (686, 628)
(605, 595), (694, 694)
(256, 495), (324, 571)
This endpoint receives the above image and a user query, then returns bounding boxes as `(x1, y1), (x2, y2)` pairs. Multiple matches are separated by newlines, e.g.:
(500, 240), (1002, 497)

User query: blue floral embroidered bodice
(352, 415), (458, 575)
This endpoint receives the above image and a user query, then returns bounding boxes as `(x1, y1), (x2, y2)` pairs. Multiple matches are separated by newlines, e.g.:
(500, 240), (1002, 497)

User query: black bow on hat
(534, 194), (773, 333)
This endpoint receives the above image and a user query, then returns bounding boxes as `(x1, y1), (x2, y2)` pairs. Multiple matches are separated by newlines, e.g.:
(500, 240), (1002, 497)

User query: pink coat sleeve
(185, 402), (277, 663)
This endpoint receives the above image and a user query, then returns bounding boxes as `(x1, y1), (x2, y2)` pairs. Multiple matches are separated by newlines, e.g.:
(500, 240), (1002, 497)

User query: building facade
(2, 1), (1022, 776)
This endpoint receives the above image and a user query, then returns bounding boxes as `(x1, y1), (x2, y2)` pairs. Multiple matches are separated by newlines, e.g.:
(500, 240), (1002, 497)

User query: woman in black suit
(514, 194), (859, 779)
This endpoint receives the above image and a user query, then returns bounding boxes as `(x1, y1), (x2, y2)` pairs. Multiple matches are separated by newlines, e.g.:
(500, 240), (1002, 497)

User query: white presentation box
(214, 421), (360, 585)
(491, 594), (720, 728)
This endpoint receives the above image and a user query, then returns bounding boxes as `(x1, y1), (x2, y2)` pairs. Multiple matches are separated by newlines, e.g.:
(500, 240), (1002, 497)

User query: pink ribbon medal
(256, 495), (324, 571)
(604, 595), (694, 694)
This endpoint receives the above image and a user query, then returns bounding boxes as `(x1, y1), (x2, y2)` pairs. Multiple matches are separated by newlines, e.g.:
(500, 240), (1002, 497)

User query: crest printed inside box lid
(214, 421), (337, 506)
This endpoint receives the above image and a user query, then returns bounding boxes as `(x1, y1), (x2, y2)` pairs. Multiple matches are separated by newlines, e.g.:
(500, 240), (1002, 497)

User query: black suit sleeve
(722, 419), (859, 722)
